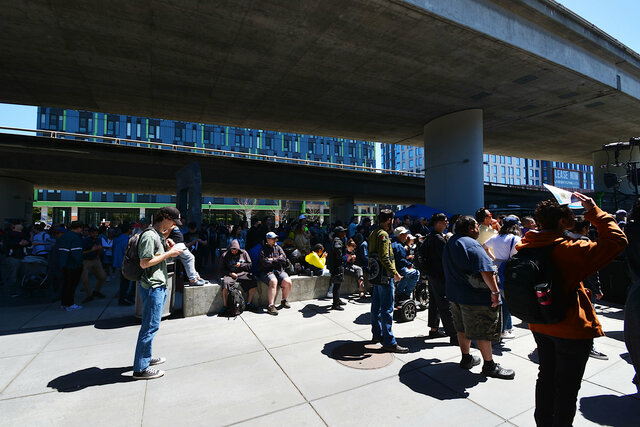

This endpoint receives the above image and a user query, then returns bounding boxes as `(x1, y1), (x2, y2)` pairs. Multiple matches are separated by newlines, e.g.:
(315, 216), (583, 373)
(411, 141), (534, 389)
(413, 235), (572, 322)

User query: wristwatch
(491, 291), (500, 295)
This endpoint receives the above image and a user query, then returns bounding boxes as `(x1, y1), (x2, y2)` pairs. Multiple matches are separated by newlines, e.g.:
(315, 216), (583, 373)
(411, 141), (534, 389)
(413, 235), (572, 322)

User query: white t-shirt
(484, 233), (520, 261)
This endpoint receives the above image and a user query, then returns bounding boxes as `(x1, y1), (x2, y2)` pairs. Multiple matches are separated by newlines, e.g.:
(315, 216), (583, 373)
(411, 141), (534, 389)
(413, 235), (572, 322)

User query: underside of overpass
(1, 0), (640, 164)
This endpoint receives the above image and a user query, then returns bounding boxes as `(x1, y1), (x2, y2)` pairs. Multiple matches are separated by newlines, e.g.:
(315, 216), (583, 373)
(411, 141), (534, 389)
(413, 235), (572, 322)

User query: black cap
(334, 226), (347, 233)
(157, 206), (183, 226)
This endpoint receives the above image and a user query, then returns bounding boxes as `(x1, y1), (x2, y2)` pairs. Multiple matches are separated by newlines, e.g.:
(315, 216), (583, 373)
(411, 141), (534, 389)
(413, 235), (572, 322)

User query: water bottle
(534, 283), (552, 306)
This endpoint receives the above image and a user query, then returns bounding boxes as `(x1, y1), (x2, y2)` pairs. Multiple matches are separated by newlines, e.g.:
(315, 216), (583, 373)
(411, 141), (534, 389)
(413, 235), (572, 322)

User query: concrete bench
(183, 273), (361, 317)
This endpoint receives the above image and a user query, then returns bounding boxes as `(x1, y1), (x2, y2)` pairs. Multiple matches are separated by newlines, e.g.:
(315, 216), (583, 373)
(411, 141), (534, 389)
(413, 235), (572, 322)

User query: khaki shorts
(450, 302), (502, 342)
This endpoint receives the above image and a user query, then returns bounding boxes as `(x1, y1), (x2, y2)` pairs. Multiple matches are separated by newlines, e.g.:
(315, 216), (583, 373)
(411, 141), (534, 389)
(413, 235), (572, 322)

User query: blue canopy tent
(395, 204), (448, 220)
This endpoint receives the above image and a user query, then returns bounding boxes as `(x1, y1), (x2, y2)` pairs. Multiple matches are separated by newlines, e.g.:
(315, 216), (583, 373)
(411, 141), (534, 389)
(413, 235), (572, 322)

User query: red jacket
(516, 206), (627, 339)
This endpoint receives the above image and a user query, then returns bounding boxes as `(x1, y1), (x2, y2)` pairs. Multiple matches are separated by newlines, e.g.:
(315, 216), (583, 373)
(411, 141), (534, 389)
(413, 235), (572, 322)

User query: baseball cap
(266, 231), (278, 239)
(393, 226), (409, 236)
(298, 214), (306, 220)
(503, 215), (521, 227)
(333, 226), (347, 233)
(139, 217), (150, 224)
(156, 207), (183, 226)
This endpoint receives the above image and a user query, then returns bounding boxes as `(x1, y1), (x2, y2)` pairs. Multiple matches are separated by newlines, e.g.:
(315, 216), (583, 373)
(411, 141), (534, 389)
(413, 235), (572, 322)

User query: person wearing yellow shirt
(305, 243), (329, 276)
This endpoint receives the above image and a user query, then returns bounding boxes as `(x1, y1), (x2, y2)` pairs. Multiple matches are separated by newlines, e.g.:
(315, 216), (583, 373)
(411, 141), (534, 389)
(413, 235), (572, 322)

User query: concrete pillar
(424, 109), (484, 214)
(593, 149), (640, 211)
(139, 208), (146, 219)
(329, 196), (354, 225)
(176, 162), (203, 229)
(40, 206), (49, 224)
(71, 206), (78, 222)
(0, 177), (34, 227)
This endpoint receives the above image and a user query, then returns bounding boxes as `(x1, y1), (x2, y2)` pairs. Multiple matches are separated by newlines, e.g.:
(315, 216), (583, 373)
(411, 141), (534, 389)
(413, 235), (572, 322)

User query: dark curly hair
(534, 199), (574, 230)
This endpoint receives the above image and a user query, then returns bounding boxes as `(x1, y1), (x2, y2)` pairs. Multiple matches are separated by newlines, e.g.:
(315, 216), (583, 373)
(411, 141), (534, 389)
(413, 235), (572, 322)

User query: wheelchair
(369, 254), (426, 322)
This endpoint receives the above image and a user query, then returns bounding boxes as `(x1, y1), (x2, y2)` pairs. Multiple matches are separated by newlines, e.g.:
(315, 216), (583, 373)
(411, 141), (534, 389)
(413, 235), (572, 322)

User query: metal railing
(1, 126), (588, 193)
(0, 126), (423, 177)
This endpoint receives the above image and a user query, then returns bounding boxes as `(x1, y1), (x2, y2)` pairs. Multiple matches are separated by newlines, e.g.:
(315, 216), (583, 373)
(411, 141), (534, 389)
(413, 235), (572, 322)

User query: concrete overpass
(0, 132), (549, 225)
(2, 0), (639, 213)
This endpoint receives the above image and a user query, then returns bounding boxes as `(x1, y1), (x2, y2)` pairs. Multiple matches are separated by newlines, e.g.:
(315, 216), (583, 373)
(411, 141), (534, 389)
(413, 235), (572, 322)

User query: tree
(234, 198), (257, 226)
(305, 203), (324, 224)
(270, 200), (291, 227)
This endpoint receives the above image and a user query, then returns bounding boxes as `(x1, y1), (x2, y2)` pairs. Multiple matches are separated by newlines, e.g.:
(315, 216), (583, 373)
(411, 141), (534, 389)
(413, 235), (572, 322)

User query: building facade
(36, 107), (376, 225)
(381, 144), (594, 191)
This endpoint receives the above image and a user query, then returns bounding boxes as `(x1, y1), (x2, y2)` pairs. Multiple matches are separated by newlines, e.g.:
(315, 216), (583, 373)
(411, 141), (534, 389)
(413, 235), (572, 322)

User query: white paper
(543, 184), (583, 209)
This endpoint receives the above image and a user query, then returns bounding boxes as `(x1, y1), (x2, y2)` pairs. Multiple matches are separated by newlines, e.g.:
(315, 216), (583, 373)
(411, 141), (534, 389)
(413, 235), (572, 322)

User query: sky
(1, 0), (639, 141)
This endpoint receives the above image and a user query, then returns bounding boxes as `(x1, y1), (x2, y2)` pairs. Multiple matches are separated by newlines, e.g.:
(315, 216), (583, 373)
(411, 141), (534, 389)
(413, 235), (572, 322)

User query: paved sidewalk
(0, 292), (638, 426)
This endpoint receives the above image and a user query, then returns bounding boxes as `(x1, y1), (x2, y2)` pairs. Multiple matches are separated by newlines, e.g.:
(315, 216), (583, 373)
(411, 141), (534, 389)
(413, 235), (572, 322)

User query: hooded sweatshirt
(218, 239), (253, 277)
(516, 206), (627, 339)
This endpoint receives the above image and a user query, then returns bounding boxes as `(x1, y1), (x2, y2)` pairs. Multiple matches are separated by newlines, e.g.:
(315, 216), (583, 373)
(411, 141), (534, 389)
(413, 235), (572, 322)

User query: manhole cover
(332, 342), (394, 370)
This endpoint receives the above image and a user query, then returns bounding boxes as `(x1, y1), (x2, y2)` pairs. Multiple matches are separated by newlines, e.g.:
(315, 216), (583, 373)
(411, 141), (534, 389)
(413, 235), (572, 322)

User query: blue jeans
(371, 281), (396, 346)
(397, 267), (420, 297)
(133, 284), (167, 372)
(502, 297), (513, 331)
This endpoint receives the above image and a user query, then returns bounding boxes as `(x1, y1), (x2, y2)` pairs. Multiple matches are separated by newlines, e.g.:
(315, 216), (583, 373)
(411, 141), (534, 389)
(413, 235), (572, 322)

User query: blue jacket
(392, 240), (412, 270)
(112, 233), (130, 269)
(57, 230), (84, 269)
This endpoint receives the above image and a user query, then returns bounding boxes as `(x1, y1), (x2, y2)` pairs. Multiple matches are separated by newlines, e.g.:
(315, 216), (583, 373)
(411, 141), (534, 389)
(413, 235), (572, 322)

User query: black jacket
(423, 230), (446, 278)
(327, 236), (345, 276)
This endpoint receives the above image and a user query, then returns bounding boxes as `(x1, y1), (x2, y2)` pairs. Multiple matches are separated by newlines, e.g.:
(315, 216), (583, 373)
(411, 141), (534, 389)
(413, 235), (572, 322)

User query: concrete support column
(176, 162), (203, 229)
(139, 208), (146, 219)
(593, 149), (640, 211)
(424, 109), (484, 214)
(40, 206), (49, 223)
(329, 196), (354, 225)
(0, 177), (34, 227)
(71, 206), (78, 222)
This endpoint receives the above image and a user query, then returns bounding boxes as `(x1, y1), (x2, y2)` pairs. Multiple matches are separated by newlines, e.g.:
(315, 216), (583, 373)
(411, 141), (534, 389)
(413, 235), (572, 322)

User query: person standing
(113, 224), (134, 306)
(517, 194), (627, 425)
(327, 226), (347, 310)
(443, 215), (514, 379)
(475, 207), (499, 245)
(57, 221), (85, 311)
(624, 198), (640, 393)
(482, 215), (522, 340)
(423, 213), (457, 344)
(369, 210), (408, 353)
(132, 207), (184, 380)
(80, 227), (106, 303)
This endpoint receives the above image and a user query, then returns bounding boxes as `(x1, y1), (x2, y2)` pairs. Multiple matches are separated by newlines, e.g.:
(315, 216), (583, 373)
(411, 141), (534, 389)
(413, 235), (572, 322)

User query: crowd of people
(2, 195), (639, 425)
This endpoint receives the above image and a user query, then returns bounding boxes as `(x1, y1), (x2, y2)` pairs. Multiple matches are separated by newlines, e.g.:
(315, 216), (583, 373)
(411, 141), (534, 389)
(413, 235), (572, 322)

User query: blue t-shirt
(443, 234), (494, 306)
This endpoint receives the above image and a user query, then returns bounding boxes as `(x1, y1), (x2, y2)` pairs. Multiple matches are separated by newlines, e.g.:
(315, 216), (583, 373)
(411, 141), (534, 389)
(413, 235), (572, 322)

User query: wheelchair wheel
(413, 282), (429, 310)
(398, 299), (417, 322)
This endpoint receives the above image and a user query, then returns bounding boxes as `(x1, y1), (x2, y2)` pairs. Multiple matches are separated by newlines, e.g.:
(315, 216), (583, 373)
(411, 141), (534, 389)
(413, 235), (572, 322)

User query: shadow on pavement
(47, 366), (134, 392)
(605, 330), (626, 342)
(94, 316), (140, 330)
(579, 393), (640, 426)
(399, 359), (485, 399)
(299, 303), (330, 318)
(321, 339), (383, 362)
(353, 312), (370, 325)
(396, 336), (453, 353)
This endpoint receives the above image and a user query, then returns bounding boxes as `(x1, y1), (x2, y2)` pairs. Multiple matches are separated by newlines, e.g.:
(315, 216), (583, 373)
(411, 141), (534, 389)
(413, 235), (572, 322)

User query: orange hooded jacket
(516, 206), (627, 339)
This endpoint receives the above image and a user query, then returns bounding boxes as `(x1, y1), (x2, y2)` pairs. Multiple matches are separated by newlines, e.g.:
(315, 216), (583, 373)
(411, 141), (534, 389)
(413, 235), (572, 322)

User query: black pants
(533, 332), (592, 427)
(331, 276), (342, 306)
(61, 267), (83, 307)
(426, 274), (456, 337)
(119, 271), (132, 303)
(426, 281), (440, 328)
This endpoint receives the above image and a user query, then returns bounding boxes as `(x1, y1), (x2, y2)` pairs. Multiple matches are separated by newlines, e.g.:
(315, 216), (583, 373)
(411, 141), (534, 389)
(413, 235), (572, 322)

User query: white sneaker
(501, 330), (515, 340)
(65, 304), (83, 311)
(327, 284), (334, 298)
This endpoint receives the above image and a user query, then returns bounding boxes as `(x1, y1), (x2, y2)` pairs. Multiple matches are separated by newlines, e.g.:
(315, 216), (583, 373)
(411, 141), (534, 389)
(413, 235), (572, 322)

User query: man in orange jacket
(516, 193), (627, 426)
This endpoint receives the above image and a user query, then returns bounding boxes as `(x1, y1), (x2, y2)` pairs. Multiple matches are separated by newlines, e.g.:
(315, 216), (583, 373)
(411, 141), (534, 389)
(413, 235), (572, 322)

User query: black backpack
(227, 283), (245, 316)
(121, 229), (156, 281)
(502, 244), (572, 324)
